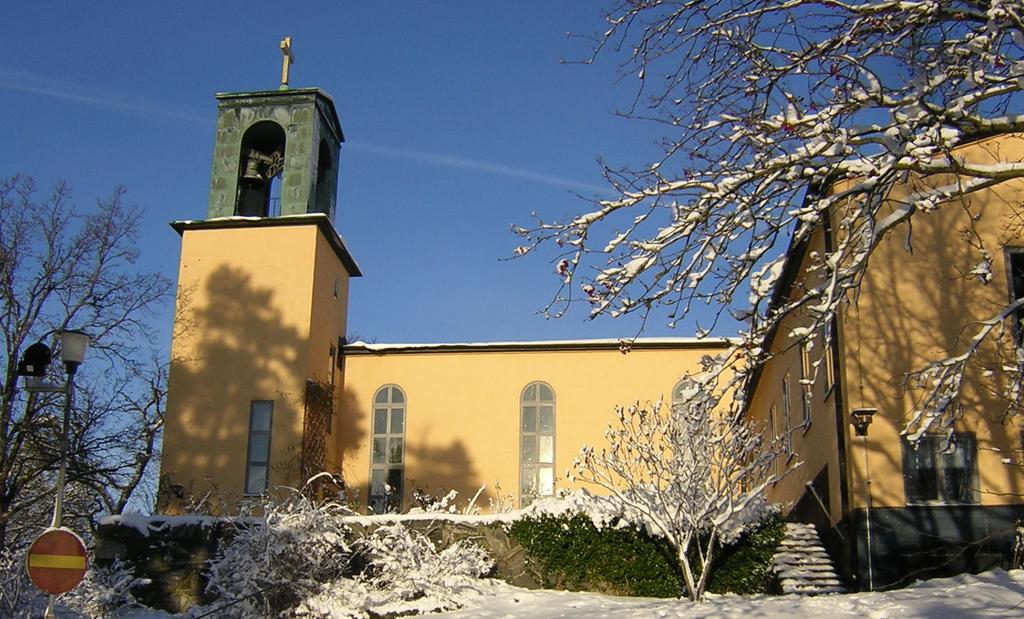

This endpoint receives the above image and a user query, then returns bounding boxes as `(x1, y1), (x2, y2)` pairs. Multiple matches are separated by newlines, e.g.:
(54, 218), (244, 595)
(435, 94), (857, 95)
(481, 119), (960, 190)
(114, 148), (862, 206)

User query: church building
(158, 63), (1024, 591)
(156, 79), (730, 516)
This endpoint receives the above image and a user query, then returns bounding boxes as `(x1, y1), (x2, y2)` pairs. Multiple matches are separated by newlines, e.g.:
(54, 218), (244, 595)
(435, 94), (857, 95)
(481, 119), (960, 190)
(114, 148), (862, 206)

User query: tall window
(782, 373), (793, 456)
(799, 341), (813, 428)
(369, 385), (405, 513)
(902, 433), (978, 504)
(1010, 249), (1024, 345)
(521, 382), (555, 506)
(244, 400), (274, 495)
(767, 404), (779, 479)
(823, 322), (836, 397)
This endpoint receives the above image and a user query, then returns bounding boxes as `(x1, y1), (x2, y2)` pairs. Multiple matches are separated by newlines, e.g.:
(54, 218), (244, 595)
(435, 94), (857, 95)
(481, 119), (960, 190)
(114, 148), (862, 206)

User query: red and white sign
(26, 528), (88, 595)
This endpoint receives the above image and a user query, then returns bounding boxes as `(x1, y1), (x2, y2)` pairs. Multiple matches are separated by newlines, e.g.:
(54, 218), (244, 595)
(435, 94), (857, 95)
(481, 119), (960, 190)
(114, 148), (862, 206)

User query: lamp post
(18, 330), (89, 619)
(851, 407), (877, 592)
(51, 330), (89, 530)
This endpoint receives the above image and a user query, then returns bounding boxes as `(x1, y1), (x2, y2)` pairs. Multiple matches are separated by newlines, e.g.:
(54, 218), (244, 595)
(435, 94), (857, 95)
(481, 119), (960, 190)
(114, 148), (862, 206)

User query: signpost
(18, 332), (92, 615)
(26, 528), (88, 595)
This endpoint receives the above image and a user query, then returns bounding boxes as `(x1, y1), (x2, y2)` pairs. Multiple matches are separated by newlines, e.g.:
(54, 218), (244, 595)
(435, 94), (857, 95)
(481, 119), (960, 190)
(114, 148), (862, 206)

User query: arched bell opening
(235, 121), (286, 217)
(314, 139), (334, 217)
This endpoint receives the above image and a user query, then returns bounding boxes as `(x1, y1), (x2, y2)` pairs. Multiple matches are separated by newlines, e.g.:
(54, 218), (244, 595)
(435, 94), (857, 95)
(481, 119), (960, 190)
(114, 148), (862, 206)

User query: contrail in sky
(1, 70), (609, 195)
(347, 143), (608, 194)
(0, 70), (211, 126)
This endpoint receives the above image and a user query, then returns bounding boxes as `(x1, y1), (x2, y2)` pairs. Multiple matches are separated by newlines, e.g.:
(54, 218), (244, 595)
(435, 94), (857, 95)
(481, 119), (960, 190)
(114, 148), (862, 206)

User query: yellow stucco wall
(840, 135), (1024, 509)
(160, 222), (350, 510)
(749, 134), (1024, 519)
(336, 342), (732, 512)
(745, 225), (849, 524)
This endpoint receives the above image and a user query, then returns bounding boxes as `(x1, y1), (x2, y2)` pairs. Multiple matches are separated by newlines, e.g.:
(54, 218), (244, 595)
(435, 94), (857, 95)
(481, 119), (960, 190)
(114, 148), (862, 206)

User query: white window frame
(799, 340), (813, 429)
(520, 382), (556, 507)
(244, 400), (274, 495)
(782, 372), (793, 457)
(369, 384), (406, 513)
(768, 404), (779, 480)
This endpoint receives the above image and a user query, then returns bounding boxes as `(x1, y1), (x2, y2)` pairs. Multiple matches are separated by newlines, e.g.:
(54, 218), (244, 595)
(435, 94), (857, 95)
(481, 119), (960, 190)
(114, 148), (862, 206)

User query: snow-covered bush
(205, 480), (354, 617)
(571, 366), (781, 601)
(294, 522), (493, 618)
(408, 485), (487, 515)
(0, 545), (43, 617)
(61, 558), (142, 618)
(360, 523), (492, 602)
(1, 547), (144, 618)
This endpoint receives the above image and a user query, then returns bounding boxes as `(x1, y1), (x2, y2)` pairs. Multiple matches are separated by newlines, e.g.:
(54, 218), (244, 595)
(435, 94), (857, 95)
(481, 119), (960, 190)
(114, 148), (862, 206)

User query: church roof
(343, 337), (735, 355)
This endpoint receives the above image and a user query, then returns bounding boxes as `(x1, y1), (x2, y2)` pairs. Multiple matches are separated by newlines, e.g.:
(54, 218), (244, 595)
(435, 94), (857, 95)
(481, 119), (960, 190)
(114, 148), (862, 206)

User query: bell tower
(206, 88), (343, 221)
(159, 42), (360, 512)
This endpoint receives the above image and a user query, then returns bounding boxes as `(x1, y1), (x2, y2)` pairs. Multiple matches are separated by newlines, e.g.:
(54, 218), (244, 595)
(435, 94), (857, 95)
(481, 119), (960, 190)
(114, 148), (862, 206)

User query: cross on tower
(279, 36), (295, 89)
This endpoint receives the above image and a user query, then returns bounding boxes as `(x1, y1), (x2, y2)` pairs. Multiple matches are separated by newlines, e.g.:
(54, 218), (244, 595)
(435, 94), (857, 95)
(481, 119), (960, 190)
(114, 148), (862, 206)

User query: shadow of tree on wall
(159, 265), (355, 513)
(405, 436), (488, 511)
(335, 385), (487, 513)
(844, 178), (1024, 589)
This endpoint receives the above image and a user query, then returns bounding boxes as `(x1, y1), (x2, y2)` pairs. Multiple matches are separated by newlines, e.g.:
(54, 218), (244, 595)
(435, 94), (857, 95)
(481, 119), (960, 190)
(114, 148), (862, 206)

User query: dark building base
(835, 505), (1024, 591)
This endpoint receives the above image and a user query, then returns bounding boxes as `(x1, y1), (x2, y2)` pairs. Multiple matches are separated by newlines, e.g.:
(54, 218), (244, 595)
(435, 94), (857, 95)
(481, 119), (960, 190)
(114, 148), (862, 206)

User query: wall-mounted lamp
(851, 407), (877, 437)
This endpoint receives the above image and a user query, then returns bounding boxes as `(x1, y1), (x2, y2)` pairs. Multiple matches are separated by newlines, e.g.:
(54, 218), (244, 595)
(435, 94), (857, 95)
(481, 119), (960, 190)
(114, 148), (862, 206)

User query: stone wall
(95, 516), (243, 613)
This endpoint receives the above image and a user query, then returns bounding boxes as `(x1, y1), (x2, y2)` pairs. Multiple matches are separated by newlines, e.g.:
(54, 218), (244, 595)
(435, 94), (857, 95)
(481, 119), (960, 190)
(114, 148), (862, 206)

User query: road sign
(26, 528), (88, 595)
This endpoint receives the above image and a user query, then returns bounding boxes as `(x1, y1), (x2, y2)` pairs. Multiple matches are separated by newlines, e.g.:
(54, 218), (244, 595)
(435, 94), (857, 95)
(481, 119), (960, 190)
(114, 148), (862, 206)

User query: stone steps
(772, 523), (846, 595)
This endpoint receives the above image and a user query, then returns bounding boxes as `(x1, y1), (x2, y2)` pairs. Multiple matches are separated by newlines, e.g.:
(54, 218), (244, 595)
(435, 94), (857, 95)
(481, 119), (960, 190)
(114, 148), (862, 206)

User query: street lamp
(52, 329), (89, 529)
(16, 329), (90, 618)
(60, 330), (89, 373)
(850, 407), (877, 592)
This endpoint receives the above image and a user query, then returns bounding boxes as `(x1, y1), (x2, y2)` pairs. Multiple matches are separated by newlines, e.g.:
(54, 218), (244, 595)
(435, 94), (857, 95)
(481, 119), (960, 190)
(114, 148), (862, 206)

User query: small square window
(902, 433), (978, 504)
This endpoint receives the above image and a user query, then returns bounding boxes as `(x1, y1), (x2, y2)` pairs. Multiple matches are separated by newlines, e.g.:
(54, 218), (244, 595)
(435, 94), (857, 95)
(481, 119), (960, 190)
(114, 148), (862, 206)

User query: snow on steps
(772, 523), (846, 595)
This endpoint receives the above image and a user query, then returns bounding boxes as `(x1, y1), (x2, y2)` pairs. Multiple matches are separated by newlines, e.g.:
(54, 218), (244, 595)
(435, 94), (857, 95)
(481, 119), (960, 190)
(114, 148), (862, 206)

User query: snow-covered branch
(518, 0), (1024, 432)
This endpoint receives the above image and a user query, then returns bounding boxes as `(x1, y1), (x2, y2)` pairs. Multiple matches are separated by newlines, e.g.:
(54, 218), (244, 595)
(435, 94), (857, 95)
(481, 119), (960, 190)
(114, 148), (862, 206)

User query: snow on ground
(428, 570), (1024, 619)
(121, 569), (1024, 618)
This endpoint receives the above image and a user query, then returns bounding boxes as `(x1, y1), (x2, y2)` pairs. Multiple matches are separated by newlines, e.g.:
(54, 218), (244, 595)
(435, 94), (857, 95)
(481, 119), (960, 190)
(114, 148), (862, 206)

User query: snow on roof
(344, 336), (737, 354)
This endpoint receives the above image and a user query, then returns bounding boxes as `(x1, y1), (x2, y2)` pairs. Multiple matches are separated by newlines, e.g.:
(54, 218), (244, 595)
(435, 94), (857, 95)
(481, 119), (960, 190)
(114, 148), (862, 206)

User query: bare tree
(517, 1), (1024, 434)
(570, 365), (779, 602)
(0, 176), (171, 546)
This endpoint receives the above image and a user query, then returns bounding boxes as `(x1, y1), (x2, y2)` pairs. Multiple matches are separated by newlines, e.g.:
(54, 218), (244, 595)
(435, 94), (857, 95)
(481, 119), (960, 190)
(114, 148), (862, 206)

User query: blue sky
(1, 2), (718, 348)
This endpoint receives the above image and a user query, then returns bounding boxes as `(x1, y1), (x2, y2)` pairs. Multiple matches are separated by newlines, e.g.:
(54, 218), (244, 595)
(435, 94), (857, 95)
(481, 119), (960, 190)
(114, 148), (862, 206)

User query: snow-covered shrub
(294, 522), (493, 618)
(0, 545), (44, 617)
(359, 523), (492, 601)
(61, 558), (142, 618)
(205, 481), (353, 617)
(571, 367), (782, 601)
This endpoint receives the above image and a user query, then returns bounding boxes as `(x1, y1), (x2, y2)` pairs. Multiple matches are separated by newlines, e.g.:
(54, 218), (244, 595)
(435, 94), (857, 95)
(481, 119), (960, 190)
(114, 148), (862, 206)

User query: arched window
(314, 139), (335, 217)
(520, 382), (555, 506)
(369, 385), (405, 513)
(236, 121), (286, 217)
(671, 379), (689, 410)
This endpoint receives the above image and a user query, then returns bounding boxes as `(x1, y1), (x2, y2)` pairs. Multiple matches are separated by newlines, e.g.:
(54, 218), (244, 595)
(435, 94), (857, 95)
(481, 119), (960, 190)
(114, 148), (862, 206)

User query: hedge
(508, 512), (785, 598)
